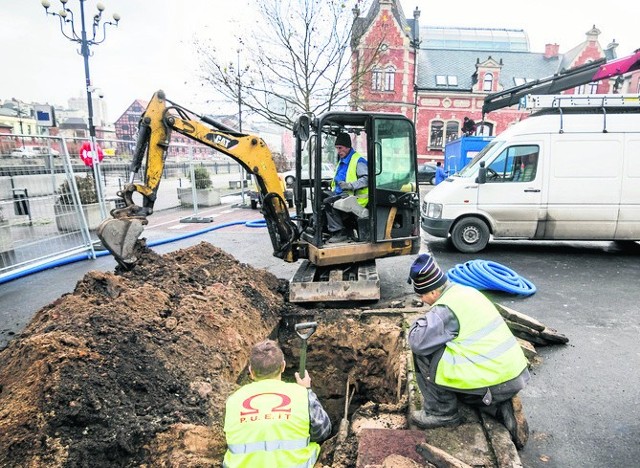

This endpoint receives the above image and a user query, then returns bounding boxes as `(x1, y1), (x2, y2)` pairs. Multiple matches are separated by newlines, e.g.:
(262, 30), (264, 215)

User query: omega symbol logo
(240, 392), (292, 416)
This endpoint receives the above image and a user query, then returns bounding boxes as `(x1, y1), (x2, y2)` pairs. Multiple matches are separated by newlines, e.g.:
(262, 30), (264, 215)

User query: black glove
(338, 181), (353, 191)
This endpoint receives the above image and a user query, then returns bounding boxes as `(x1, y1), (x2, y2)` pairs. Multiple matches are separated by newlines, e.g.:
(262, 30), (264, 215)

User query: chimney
(544, 43), (560, 58)
(412, 6), (421, 47)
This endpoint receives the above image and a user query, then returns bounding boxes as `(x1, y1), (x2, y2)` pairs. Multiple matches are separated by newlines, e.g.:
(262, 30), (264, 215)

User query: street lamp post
(233, 48), (251, 205)
(41, 0), (120, 218)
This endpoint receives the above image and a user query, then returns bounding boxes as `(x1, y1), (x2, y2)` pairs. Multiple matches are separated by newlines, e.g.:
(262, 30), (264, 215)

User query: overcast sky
(1, 0), (638, 121)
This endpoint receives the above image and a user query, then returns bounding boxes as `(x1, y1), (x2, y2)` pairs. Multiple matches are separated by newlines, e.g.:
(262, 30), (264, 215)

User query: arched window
(483, 72), (494, 92)
(384, 66), (395, 91)
(429, 120), (444, 150)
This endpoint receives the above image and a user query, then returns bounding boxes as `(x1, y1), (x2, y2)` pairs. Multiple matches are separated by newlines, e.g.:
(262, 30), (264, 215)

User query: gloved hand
(338, 181), (353, 191)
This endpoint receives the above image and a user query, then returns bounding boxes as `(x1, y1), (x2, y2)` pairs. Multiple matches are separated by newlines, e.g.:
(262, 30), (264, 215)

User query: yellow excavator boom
(97, 90), (298, 268)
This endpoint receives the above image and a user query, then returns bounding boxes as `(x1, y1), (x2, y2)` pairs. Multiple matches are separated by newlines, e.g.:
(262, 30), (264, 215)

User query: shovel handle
(299, 340), (308, 377)
(295, 322), (317, 376)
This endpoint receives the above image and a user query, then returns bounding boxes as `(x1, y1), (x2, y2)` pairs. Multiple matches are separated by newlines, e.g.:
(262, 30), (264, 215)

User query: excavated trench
(279, 312), (407, 426)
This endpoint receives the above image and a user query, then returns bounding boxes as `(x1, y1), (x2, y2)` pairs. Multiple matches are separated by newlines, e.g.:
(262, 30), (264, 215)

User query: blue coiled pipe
(447, 259), (536, 296)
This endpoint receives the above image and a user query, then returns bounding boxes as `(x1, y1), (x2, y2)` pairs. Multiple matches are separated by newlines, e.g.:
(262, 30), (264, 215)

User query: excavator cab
(288, 112), (421, 302)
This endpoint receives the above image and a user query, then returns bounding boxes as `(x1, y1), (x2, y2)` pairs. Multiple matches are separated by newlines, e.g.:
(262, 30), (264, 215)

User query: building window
(436, 75), (458, 87)
(483, 72), (494, 92)
(384, 66), (395, 91)
(373, 66), (395, 91)
(372, 68), (383, 90)
(429, 120), (444, 149)
(576, 82), (600, 94)
(446, 121), (459, 142)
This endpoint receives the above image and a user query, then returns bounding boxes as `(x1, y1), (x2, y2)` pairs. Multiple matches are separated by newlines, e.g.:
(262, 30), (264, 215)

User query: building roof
(417, 48), (562, 91)
(422, 26), (530, 52)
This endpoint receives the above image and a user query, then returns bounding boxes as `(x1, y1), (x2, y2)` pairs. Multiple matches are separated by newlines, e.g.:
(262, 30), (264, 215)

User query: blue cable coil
(447, 259), (536, 296)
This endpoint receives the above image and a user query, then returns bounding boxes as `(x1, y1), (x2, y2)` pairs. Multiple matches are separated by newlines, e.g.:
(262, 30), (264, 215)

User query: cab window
(486, 145), (539, 183)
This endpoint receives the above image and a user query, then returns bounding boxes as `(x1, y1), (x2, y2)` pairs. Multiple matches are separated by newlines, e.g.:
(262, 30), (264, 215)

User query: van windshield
(458, 140), (502, 177)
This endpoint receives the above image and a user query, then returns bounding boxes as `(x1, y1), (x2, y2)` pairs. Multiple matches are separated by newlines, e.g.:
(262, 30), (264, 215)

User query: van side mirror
(476, 161), (487, 184)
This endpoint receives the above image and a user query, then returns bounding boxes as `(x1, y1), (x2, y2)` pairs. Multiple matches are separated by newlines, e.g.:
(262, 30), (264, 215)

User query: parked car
(10, 147), (38, 158)
(281, 162), (336, 187)
(30, 146), (60, 157)
(417, 162), (437, 185)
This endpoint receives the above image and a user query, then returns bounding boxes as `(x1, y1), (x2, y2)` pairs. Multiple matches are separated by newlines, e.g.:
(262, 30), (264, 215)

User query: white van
(421, 94), (640, 252)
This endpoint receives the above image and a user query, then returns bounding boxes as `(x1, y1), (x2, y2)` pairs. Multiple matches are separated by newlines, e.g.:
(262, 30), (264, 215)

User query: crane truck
(97, 91), (421, 303)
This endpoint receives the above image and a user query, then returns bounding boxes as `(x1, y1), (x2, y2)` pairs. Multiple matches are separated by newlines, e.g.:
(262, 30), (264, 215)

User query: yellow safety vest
(223, 379), (319, 468)
(331, 152), (369, 207)
(433, 284), (528, 390)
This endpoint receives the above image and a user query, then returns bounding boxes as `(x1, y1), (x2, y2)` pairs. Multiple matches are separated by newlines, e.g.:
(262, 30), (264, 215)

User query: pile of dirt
(0, 242), (405, 467)
(0, 242), (294, 467)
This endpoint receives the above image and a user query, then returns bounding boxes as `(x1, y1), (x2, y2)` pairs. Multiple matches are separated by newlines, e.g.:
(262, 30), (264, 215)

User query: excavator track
(289, 259), (380, 303)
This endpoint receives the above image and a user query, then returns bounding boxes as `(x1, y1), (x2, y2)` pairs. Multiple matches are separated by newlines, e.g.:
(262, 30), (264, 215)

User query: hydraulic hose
(0, 219), (266, 285)
(447, 259), (536, 296)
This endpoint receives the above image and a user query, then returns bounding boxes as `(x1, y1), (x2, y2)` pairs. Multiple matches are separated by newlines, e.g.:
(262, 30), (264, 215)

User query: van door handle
(524, 189), (540, 193)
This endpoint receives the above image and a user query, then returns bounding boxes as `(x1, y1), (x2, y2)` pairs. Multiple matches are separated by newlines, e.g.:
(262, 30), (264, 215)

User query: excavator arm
(97, 90), (299, 268)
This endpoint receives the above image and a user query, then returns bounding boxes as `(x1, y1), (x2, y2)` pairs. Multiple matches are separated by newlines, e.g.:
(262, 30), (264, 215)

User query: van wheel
(450, 218), (490, 253)
(250, 199), (258, 210)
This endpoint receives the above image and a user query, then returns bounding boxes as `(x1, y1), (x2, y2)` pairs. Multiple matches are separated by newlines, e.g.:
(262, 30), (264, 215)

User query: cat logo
(206, 133), (238, 150)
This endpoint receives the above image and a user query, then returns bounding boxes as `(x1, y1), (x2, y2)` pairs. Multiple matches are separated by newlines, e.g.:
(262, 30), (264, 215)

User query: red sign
(79, 141), (104, 167)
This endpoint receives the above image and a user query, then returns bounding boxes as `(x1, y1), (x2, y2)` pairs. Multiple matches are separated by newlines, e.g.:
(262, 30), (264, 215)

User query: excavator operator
(324, 132), (369, 243)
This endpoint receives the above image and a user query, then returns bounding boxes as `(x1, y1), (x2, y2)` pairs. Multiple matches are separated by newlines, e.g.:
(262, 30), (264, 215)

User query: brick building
(114, 100), (242, 161)
(350, 0), (631, 163)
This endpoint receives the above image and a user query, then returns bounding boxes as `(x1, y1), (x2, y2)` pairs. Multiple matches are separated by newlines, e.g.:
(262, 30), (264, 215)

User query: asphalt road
(1, 188), (639, 467)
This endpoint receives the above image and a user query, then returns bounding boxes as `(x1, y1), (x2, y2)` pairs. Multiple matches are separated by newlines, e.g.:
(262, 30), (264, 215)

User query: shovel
(294, 321), (317, 376)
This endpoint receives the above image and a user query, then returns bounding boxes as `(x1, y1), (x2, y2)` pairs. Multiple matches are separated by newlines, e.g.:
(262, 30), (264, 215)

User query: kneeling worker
(223, 340), (332, 467)
(407, 253), (530, 449)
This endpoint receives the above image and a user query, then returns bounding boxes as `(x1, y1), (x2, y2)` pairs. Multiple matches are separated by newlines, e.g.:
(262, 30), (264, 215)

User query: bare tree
(196, 0), (382, 130)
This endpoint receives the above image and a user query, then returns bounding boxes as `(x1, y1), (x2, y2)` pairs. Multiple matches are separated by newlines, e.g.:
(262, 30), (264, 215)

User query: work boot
(327, 231), (348, 243)
(497, 395), (529, 449)
(410, 410), (461, 429)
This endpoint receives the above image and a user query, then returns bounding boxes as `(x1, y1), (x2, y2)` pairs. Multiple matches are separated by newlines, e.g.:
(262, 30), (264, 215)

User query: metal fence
(0, 134), (244, 283)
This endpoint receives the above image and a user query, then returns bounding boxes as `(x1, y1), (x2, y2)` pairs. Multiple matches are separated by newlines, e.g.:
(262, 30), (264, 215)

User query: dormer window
(483, 72), (494, 91)
(436, 75), (458, 86)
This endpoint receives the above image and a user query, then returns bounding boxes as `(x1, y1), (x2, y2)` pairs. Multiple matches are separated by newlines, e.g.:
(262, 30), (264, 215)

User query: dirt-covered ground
(0, 242), (405, 467)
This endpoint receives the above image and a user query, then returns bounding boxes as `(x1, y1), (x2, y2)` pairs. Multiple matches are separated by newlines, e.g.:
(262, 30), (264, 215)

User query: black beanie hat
(407, 253), (447, 294)
(335, 133), (352, 148)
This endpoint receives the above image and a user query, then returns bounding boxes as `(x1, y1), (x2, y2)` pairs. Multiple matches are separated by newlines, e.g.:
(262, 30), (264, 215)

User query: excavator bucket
(97, 218), (146, 269)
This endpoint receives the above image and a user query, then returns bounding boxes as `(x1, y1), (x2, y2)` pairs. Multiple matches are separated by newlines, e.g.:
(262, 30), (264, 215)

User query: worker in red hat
(407, 253), (530, 449)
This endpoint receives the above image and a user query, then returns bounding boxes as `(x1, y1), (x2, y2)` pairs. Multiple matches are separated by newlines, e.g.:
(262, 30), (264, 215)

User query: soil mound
(0, 242), (293, 467)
